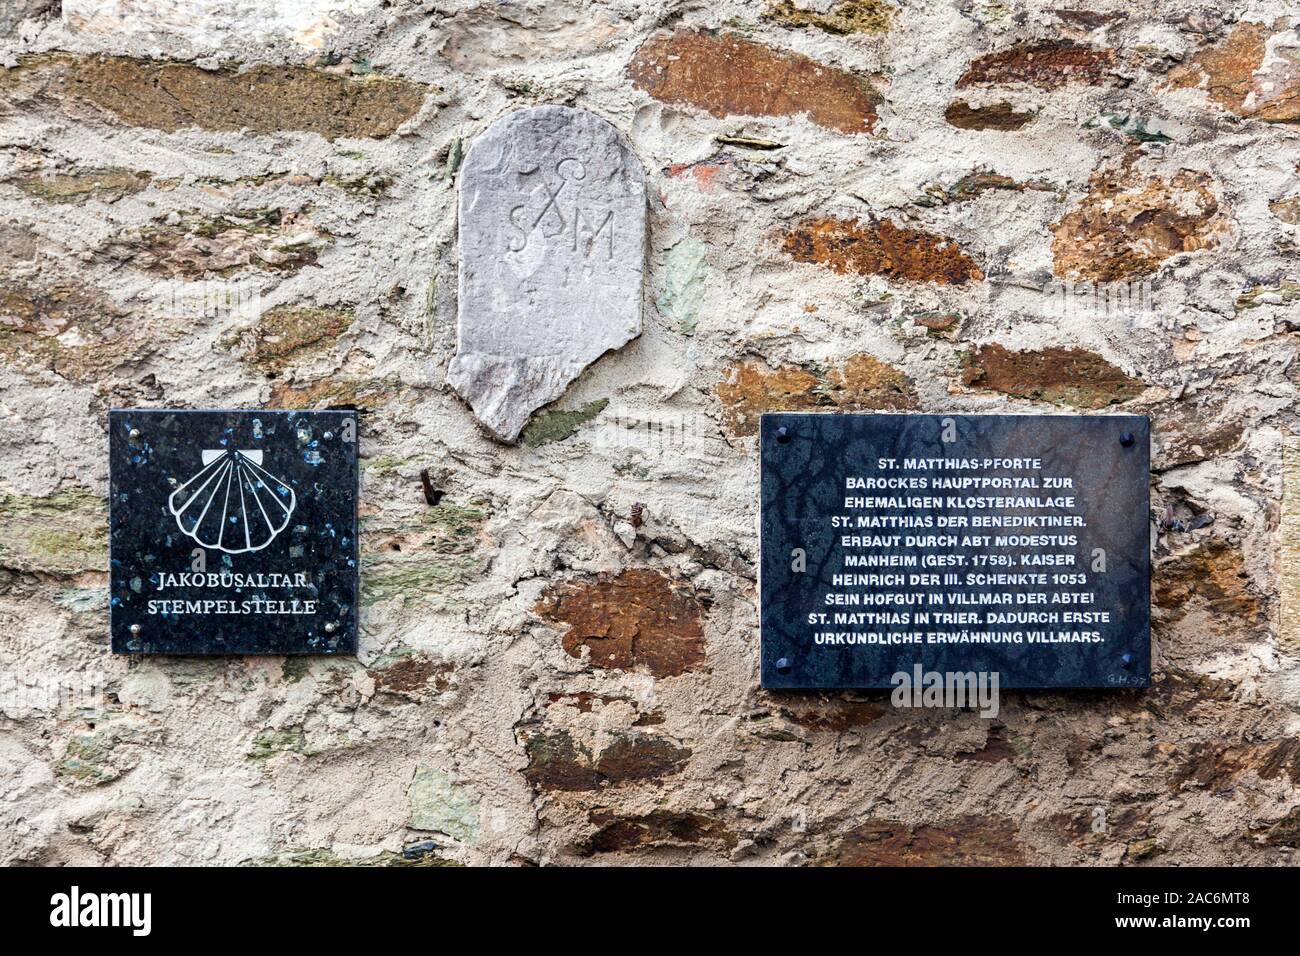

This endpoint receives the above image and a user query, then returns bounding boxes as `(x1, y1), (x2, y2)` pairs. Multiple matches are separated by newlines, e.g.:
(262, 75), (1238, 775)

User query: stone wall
(1, 0), (1298, 866)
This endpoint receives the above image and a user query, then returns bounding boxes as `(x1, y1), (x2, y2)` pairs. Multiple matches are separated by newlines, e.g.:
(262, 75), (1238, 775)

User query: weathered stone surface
(520, 727), (691, 792)
(441, 2), (628, 69)
(449, 106), (646, 443)
(1171, 739), (1300, 791)
(764, 0), (893, 34)
(0, 488), (106, 576)
(268, 376), (395, 411)
(1284, 438), (1300, 654)
(717, 355), (919, 437)
(363, 501), (489, 608)
(1, 0), (1294, 871)
(783, 218), (983, 284)
(535, 568), (707, 678)
(1051, 166), (1225, 282)
(960, 344), (1144, 408)
(1, 0), (55, 35)
(221, 305), (354, 372)
(111, 209), (330, 278)
(63, 0), (383, 51)
(1154, 540), (1264, 633)
(1152, 398), (1244, 469)
(579, 810), (737, 855)
(14, 166), (150, 203)
(829, 815), (1027, 866)
(0, 281), (150, 382)
(628, 30), (882, 134)
(521, 398), (609, 448)
(0, 55), (426, 140)
(776, 696), (888, 732)
(369, 653), (454, 698)
(409, 766), (479, 843)
(1272, 196), (1300, 224)
(944, 99), (1035, 130)
(956, 41), (1116, 89)
(912, 311), (960, 334)
(917, 170), (1045, 207)
(1164, 19), (1300, 124)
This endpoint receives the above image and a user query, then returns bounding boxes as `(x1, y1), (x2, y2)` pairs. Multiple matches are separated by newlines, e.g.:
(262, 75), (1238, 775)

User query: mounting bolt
(324, 621), (338, 634)
(129, 623), (142, 636)
(775, 426), (791, 445)
(775, 657), (792, 674)
(1119, 652), (1134, 669)
(128, 428), (141, 442)
(1119, 432), (1135, 448)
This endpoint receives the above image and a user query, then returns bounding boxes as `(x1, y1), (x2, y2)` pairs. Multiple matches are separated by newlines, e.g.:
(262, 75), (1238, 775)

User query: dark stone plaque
(109, 409), (359, 654)
(760, 413), (1150, 689)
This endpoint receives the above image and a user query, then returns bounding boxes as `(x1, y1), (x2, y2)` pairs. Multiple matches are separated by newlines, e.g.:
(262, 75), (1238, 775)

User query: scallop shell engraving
(168, 449), (296, 554)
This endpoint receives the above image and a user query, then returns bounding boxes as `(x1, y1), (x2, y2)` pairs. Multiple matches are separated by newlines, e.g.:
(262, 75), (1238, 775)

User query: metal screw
(324, 621), (338, 634)
(1119, 652), (1133, 669)
(775, 426), (791, 445)
(129, 623), (142, 636)
(128, 428), (141, 442)
(1119, 432), (1135, 448)
(775, 657), (792, 674)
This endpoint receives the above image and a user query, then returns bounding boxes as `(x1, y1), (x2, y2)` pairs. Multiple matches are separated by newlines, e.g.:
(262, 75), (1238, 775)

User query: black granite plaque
(760, 413), (1150, 689)
(109, 409), (359, 654)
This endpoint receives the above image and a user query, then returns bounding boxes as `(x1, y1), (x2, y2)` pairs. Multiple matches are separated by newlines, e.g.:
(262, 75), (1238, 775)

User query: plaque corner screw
(128, 428), (141, 442)
(775, 656), (792, 674)
(1119, 432), (1135, 448)
(324, 621), (338, 634)
(1120, 652), (1134, 669)
(775, 426), (791, 445)
(129, 623), (142, 636)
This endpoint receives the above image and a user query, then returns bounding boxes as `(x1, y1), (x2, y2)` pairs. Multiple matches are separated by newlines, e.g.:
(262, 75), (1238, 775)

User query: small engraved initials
(508, 157), (615, 259)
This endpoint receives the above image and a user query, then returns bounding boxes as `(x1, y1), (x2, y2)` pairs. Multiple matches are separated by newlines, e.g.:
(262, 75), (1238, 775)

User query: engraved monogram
(507, 158), (616, 259)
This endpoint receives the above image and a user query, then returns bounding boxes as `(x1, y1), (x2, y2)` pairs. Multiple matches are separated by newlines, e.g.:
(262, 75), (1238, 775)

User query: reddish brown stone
(370, 655), (453, 697)
(1051, 166), (1225, 282)
(960, 344), (1143, 408)
(521, 728), (691, 792)
(829, 815), (1027, 865)
(0, 54), (427, 140)
(1164, 19), (1300, 124)
(1151, 399), (1244, 469)
(578, 810), (737, 855)
(944, 99), (1035, 130)
(545, 691), (666, 725)
(1261, 806), (1300, 846)
(913, 312), (961, 334)
(777, 696), (888, 731)
(954, 727), (1016, 763)
(783, 218), (983, 285)
(1171, 739), (1300, 792)
(0, 281), (146, 382)
(716, 355), (918, 437)
(956, 41), (1116, 89)
(1050, 805), (1151, 846)
(627, 30), (882, 134)
(536, 569), (707, 678)
(1154, 540), (1264, 631)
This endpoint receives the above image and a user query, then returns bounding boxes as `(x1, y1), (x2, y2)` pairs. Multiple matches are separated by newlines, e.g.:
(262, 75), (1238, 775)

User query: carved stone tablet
(449, 106), (646, 442)
(761, 413), (1151, 689)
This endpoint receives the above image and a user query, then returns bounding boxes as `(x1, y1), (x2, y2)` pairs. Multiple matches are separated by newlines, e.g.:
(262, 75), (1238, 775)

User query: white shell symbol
(169, 448), (296, 554)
